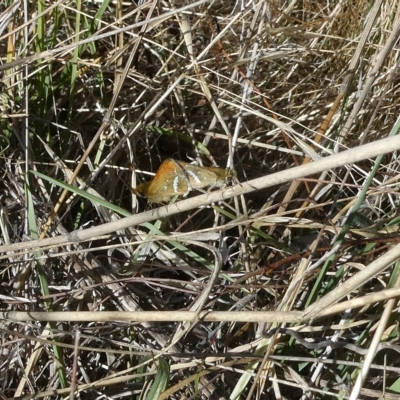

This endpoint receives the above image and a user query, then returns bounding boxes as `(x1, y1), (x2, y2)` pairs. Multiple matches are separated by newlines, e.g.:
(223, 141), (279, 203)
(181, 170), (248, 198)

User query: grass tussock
(1, 0), (400, 399)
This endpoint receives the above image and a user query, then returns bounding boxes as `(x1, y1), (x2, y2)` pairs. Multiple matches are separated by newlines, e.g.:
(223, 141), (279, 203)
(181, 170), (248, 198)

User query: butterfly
(134, 159), (234, 203)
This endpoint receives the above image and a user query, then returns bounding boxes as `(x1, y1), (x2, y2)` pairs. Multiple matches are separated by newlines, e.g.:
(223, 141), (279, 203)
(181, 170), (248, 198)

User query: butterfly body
(135, 159), (234, 203)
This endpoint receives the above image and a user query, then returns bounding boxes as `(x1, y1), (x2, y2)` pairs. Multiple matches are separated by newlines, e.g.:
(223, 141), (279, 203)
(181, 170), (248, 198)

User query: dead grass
(1, 0), (400, 399)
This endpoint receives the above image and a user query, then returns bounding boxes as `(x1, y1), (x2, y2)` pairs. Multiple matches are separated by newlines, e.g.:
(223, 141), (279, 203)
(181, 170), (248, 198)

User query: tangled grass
(1, 0), (400, 399)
